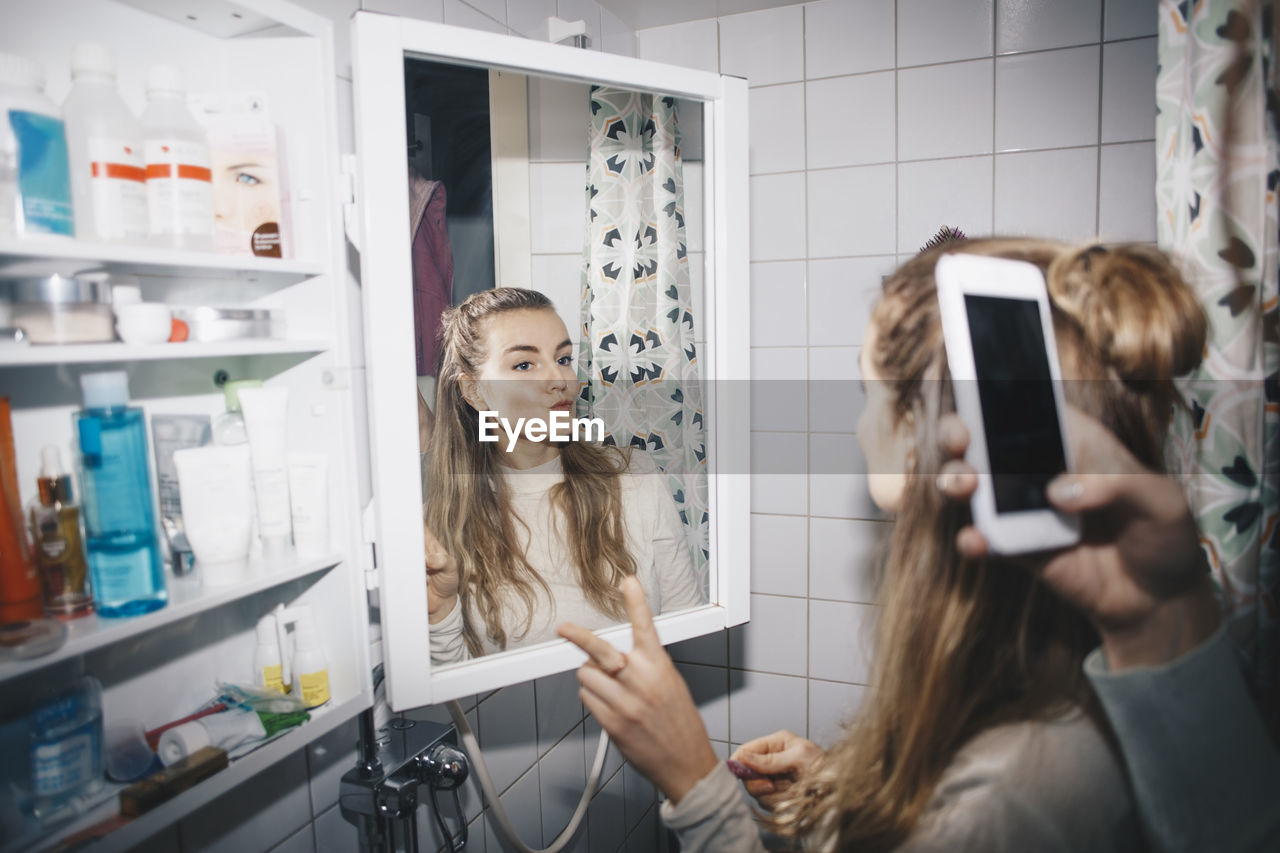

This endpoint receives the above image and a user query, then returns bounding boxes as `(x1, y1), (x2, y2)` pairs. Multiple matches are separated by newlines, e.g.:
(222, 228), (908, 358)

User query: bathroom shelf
(0, 237), (326, 284)
(9, 691), (367, 853)
(0, 553), (343, 683)
(0, 339), (331, 367)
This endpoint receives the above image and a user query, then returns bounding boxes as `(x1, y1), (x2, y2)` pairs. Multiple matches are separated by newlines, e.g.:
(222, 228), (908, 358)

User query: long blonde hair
(770, 239), (1206, 850)
(426, 287), (638, 656)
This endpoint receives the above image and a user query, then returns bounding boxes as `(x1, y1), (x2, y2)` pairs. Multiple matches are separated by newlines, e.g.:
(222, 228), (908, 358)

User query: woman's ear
(459, 376), (486, 412)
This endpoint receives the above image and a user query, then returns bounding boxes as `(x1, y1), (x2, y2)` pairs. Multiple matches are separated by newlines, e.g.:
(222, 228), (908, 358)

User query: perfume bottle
(75, 371), (166, 618)
(29, 445), (93, 618)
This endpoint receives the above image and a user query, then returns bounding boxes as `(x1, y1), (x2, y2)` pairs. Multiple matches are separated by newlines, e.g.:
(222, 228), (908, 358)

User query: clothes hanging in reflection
(409, 168), (453, 376)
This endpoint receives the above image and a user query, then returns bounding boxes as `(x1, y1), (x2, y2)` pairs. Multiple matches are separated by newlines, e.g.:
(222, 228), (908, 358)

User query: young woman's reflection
(422, 287), (704, 662)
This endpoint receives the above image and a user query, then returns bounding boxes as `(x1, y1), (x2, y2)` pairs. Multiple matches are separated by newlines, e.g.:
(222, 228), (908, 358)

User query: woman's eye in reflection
(557, 355), (574, 367)
(512, 361), (533, 372)
(234, 172), (262, 186)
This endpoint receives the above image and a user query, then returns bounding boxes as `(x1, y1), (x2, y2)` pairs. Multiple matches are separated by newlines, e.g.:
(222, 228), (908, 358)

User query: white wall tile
(556, 0), (603, 47)
(444, 0), (506, 32)
(1098, 141), (1156, 241)
(749, 261), (806, 346)
(536, 669), (584, 755)
(897, 156), (994, 253)
(728, 670), (809, 743)
(807, 72), (895, 169)
(719, 5), (805, 86)
(897, 60), (994, 160)
(994, 147), (1098, 241)
(807, 256), (892, 347)
(587, 764), (627, 853)
(530, 162), (587, 253)
(808, 345), (863, 434)
(808, 680), (867, 748)
(749, 84), (806, 174)
(529, 77), (590, 161)
(809, 432), (879, 520)
(668, 627), (730, 667)
(805, 0), (895, 78)
(530, 254), (584, 344)
(730, 593), (809, 675)
(809, 517), (884, 603)
(463, 0), (506, 24)
(636, 20), (719, 74)
(750, 173), (807, 261)
(807, 164), (896, 258)
(677, 662), (731, 741)
(897, 0), (994, 66)
(751, 513), (809, 597)
(365, 0), (445, 23)
(314, 803), (359, 853)
(477, 681), (540, 793)
(1102, 37), (1157, 143)
(600, 6), (637, 56)
(506, 0), (557, 38)
(995, 46), (1100, 151)
(179, 753), (312, 852)
(751, 432), (808, 515)
(540, 723), (587, 846)
(996, 0), (1101, 53)
(808, 599), (876, 683)
(1105, 0), (1158, 40)
(751, 347), (807, 432)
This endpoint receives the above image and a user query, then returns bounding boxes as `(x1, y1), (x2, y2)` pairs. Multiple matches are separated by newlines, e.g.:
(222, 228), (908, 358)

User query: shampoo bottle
(291, 610), (329, 709)
(75, 371), (166, 617)
(29, 445), (93, 618)
(254, 614), (285, 694)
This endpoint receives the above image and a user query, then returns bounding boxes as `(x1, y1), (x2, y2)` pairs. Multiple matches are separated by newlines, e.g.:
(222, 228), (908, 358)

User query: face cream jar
(5, 275), (115, 344)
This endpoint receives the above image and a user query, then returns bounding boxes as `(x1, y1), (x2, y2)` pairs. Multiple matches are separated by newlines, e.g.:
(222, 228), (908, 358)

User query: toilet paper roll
(158, 720), (213, 767)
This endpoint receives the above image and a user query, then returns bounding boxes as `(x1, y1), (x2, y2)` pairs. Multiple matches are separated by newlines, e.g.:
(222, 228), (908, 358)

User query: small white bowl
(115, 302), (172, 345)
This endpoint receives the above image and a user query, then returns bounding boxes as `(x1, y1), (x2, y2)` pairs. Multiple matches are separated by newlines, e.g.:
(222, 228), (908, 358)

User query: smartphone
(935, 253), (1079, 555)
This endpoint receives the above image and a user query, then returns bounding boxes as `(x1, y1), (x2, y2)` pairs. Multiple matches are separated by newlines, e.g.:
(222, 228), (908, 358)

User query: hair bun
(1046, 244), (1206, 380)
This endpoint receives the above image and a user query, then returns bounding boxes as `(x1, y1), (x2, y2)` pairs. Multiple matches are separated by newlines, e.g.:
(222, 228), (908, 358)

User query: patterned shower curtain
(1157, 0), (1279, 705)
(577, 86), (709, 590)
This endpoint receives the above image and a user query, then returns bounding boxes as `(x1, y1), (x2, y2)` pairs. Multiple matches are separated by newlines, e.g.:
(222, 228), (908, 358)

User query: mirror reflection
(405, 58), (710, 664)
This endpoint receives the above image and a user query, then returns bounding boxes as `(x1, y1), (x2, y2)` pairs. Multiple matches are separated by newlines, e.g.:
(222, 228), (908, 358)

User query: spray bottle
(273, 603), (329, 709)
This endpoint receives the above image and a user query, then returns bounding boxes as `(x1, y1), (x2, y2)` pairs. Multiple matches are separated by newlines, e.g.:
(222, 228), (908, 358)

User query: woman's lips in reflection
(551, 400), (572, 411)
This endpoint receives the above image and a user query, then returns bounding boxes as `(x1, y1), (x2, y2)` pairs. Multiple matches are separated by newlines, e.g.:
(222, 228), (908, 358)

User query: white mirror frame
(352, 12), (750, 711)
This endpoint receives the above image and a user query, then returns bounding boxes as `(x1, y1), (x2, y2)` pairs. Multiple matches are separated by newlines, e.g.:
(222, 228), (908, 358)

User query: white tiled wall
(140, 1), (1161, 850)
(638, 0), (1159, 793)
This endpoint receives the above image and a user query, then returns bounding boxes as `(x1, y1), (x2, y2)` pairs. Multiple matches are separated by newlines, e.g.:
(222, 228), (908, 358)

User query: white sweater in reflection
(430, 450), (705, 663)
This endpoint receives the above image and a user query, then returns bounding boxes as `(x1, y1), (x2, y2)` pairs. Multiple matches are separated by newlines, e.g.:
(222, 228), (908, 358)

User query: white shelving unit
(0, 2), (375, 850)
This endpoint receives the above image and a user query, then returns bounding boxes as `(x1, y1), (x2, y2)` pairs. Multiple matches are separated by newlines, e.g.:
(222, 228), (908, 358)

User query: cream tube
(237, 386), (294, 559)
(172, 444), (253, 585)
(286, 452), (329, 558)
(157, 708), (266, 766)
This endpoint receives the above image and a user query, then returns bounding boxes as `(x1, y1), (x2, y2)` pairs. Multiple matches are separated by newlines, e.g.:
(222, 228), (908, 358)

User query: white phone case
(935, 253), (1079, 554)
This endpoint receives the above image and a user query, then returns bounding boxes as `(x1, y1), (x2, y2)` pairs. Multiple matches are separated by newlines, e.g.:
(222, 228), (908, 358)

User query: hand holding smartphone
(935, 253), (1079, 555)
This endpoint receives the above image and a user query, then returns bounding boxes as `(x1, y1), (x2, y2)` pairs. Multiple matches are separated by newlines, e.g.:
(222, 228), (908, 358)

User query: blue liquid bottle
(75, 371), (166, 617)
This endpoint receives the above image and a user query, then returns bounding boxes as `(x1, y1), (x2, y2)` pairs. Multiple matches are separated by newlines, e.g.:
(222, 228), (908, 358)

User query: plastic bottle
(0, 52), (74, 238)
(139, 65), (213, 250)
(61, 43), (148, 244)
(211, 379), (261, 447)
(75, 371), (166, 617)
(29, 669), (104, 819)
(291, 610), (330, 708)
(29, 445), (94, 618)
(254, 614), (285, 694)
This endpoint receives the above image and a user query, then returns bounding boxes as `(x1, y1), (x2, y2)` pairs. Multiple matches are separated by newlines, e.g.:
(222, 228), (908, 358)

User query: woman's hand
(935, 407), (1221, 669)
(423, 522), (459, 624)
(557, 577), (719, 805)
(730, 731), (825, 810)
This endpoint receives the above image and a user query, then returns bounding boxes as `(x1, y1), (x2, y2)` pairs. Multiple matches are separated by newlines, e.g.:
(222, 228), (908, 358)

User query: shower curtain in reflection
(577, 86), (709, 589)
(1157, 0), (1278, 706)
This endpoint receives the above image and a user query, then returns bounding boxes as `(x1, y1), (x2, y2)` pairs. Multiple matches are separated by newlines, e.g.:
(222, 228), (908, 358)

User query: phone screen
(963, 294), (1066, 513)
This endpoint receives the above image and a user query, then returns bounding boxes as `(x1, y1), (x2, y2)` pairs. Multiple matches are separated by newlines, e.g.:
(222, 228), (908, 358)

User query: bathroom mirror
(352, 13), (749, 710)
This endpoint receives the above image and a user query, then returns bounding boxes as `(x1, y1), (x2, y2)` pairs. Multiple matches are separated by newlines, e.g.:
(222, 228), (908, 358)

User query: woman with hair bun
(423, 287), (704, 662)
(561, 239), (1280, 852)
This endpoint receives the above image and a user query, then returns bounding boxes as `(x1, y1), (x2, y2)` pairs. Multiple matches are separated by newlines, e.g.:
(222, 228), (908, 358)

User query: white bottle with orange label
(140, 65), (214, 251)
(61, 43), (148, 243)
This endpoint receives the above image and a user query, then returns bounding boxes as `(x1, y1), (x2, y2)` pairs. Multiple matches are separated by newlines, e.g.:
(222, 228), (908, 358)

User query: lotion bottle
(275, 604), (329, 709)
(254, 614), (285, 694)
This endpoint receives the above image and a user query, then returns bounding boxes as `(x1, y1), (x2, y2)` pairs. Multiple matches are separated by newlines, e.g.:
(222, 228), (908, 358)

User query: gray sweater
(662, 629), (1279, 851)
